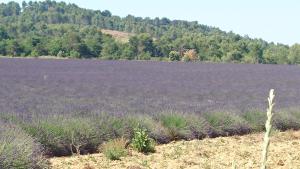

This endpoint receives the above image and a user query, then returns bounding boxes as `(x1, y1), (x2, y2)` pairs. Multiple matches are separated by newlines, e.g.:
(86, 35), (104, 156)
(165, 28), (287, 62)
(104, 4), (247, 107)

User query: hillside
(0, 1), (300, 63)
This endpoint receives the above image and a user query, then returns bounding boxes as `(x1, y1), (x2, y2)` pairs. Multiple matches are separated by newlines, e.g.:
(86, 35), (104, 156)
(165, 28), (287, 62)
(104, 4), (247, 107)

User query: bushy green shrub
(132, 125), (155, 153)
(183, 114), (208, 139)
(138, 52), (151, 60)
(160, 113), (191, 140)
(23, 116), (99, 156)
(22, 113), (144, 156)
(101, 55), (114, 60)
(169, 51), (180, 61)
(57, 50), (65, 57)
(69, 50), (81, 58)
(100, 138), (128, 160)
(290, 111), (300, 119)
(181, 55), (191, 62)
(204, 112), (251, 136)
(130, 115), (171, 144)
(158, 113), (208, 140)
(0, 122), (49, 169)
(94, 113), (134, 140)
(242, 111), (266, 131)
(30, 49), (39, 57)
(273, 111), (300, 131)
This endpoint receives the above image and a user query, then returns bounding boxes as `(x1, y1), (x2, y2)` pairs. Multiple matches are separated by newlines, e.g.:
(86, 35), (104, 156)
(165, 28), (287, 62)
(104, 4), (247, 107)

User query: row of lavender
(2, 109), (300, 168)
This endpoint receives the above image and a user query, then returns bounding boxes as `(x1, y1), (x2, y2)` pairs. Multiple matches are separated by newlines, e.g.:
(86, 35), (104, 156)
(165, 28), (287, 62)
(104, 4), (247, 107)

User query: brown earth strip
(50, 130), (300, 169)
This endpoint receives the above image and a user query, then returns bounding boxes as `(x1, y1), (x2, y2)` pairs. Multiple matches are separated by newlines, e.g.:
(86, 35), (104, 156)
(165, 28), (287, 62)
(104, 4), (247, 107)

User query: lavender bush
(0, 121), (49, 169)
(22, 115), (100, 156)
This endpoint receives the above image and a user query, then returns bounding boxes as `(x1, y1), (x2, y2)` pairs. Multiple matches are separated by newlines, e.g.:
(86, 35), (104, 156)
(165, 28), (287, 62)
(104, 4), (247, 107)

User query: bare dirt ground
(50, 130), (300, 169)
(101, 29), (133, 43)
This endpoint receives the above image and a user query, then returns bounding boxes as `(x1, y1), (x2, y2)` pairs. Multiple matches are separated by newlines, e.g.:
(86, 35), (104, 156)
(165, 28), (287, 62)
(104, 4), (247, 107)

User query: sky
(2, 0), (300, 45)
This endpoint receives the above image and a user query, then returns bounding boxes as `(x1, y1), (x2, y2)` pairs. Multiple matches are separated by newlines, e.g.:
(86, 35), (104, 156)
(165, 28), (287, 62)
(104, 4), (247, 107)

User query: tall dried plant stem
(261, 89), (275, 169)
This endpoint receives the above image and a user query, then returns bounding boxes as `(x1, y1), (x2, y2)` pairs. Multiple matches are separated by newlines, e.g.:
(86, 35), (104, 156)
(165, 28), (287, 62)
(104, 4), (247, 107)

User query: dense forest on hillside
(0, 1), (300, 63)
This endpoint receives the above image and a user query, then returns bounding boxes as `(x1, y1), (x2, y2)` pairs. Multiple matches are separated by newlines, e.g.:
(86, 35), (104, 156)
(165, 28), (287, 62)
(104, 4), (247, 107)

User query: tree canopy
(0, 1), (298, 64)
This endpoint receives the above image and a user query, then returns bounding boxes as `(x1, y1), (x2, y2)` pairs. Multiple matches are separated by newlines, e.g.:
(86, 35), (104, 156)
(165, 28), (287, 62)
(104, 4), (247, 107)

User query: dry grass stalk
(261, 89), (275, 169)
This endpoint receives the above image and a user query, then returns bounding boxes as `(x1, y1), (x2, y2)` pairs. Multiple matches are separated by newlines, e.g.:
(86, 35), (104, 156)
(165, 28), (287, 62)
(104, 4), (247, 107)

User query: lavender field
(1, 58), (300, 115)
(0, 59), (300, 113)
(1, 58), (300, 159)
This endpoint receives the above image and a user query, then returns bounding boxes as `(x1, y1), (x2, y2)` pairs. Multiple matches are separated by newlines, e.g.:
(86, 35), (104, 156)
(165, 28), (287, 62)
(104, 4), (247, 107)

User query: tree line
(0, 1), (300, 64)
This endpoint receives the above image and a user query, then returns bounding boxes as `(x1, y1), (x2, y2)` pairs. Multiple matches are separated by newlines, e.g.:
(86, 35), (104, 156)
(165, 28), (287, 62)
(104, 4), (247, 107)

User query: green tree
(101, 40), (120, 59)
(247, 42), (264, 63)
(288, 44), (300, 64)
(84, 33), (102, 57)
(31, 49), (39, 57)
(139, 52), (151, 60)
(0, 27), (9, 40)
(128, 33), (155, 59)
(5, 39), (21, 56)
(62, 32), (89, 57)
(47, 38), (64, 56)
(128, 36), (139, 58)
(263, 44), (289, 64)
(169, 51), (180, 61)
(222, 50), (243, 62)
(69, 50), (81, 58)
(0, 1), (294, 64)
(22, 1), (27, 9)
(121, 44), (135, 60)
(0, 41), (7, 56)
(0, 2), (21, 16)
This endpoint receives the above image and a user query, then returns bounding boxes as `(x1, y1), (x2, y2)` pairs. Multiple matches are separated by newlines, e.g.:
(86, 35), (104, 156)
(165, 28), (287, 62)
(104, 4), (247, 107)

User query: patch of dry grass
(100, 137), (129, 160)
(50, 130), (300, 169)
(101, 29), (134, 43)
